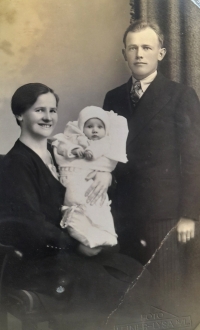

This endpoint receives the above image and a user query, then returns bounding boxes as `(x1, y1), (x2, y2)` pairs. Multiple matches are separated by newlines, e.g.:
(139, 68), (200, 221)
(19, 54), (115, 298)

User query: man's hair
(11, 83), (59, 126)
(123, 20), (164, 48)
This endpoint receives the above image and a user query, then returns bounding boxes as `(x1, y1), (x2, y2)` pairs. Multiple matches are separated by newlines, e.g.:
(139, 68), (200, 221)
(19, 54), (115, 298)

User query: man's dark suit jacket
(103, 72), (200, 224)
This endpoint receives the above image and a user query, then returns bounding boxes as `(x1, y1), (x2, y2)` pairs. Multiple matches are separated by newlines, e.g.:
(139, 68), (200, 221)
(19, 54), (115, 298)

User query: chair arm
(0, 243), (23, 258)
(0, 243), (23, 303)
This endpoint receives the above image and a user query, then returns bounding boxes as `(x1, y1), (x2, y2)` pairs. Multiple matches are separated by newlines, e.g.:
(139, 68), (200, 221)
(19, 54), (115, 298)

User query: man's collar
(132, 71), (157, 92)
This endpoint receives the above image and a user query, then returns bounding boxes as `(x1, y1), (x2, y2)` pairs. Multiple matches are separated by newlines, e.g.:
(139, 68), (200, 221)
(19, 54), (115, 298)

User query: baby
(51, 106), (128, 248)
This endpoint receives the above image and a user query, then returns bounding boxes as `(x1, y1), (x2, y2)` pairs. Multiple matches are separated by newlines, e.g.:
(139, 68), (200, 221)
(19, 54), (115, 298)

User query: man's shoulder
(157, 74), (200, 111)
(157, 72), (195, 93)
(105, 79), (131, 97)
(103, 79), (131, 111)
(167, 79), (192, 92)
(107, 82), (127, 93)
(105, 74), (193, 96)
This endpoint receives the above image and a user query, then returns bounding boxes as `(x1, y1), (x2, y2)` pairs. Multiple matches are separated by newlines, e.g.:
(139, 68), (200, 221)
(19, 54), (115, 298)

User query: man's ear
(158, 48), (166, 62)
(122, 49), (127, 61)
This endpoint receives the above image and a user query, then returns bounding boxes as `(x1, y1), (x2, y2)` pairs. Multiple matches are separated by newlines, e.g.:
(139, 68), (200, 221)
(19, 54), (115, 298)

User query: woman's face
(19, 92), (58, 139)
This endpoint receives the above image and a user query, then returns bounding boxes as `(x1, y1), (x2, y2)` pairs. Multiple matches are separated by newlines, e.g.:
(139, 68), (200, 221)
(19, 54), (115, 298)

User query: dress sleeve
(0, 154), (78, 257)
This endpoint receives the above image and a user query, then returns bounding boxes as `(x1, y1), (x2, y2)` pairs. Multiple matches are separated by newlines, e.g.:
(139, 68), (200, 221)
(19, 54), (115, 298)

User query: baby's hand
(84, 150), (93, 160)
(72, 147), (84, 158)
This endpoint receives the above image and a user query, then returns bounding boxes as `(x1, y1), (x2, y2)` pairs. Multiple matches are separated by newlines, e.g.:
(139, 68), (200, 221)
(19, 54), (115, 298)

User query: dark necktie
(130, 80), (142, 107)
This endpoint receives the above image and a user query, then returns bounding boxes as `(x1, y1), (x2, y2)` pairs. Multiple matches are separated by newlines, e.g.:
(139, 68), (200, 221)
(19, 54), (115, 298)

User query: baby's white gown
(52, 111), (128, 248)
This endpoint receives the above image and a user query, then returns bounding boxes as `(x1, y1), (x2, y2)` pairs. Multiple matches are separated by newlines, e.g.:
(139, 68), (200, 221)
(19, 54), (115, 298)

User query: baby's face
(83, 118), (106, 140)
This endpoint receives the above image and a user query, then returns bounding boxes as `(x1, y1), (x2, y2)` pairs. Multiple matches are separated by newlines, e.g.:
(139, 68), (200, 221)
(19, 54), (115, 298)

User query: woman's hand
(177, 217), (195, 243)
(85, 171), (112, 205)
(77, 243), (102, 257)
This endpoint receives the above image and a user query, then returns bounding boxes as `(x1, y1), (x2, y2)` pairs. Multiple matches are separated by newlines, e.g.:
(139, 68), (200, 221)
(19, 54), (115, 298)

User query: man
(103, 21), (200, 266)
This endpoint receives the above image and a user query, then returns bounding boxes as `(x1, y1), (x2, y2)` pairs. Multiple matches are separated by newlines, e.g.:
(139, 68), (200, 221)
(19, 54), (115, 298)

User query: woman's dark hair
(11, 83), (59, 125)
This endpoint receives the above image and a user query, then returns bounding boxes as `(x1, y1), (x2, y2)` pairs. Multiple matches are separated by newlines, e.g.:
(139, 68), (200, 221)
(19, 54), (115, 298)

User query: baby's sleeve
(104, 111), (129, 163)
(85, 138), (109, 159)
(51, 133), (80, 159)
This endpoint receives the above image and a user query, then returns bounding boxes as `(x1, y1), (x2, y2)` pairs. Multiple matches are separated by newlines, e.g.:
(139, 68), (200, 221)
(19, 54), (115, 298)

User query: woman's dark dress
(0, 140), (152, 330)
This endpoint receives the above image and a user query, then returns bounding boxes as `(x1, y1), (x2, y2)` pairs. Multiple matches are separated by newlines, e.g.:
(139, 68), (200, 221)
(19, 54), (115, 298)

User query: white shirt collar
(132, 70), (157, 93)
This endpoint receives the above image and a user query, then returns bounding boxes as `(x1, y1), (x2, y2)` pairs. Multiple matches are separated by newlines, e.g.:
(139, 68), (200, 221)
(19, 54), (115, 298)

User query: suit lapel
(127, 72), (171, 146)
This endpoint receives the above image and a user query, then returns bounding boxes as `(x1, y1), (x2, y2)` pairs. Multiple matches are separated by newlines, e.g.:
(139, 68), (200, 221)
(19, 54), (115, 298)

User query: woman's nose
(43, 111), (51, 121)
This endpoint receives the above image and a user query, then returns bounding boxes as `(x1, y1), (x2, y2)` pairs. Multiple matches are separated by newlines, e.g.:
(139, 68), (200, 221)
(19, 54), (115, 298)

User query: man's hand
(77, 243), (102, 257)
(84, 150), (93, 160)
(85, 171), (112, 205)
(72, 147), (84, 158)
(177, 217), (195, 243)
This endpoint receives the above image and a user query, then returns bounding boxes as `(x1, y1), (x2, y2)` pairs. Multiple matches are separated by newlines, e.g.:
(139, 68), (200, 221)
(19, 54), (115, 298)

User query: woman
(0, 83), (149, 330)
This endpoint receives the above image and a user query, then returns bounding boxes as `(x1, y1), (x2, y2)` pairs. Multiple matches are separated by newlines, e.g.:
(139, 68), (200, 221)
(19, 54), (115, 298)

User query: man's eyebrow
(127, 43), (137, 46)
(127, 43), (152, 47)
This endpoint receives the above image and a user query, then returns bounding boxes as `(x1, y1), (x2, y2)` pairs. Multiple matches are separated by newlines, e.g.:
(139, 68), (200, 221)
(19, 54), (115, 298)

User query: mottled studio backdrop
(0, 0), (130, 153)
(1, 0), (200, 153)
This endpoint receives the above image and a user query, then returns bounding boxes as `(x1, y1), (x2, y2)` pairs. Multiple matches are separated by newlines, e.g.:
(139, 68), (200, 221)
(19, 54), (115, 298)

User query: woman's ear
(15, 115), (23, 122)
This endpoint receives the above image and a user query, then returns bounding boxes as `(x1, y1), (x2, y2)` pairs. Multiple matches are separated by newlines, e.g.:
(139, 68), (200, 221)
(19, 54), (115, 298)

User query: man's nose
(136, 47), (143, 58)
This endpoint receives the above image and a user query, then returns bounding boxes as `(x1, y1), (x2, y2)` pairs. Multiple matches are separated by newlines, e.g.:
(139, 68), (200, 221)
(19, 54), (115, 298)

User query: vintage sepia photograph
(0, 0), (200, 329)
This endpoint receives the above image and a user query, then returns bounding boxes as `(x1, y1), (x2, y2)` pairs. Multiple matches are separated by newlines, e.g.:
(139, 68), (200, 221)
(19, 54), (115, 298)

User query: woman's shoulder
(0, 141), (40, 196)
(2, 140), (38, 173)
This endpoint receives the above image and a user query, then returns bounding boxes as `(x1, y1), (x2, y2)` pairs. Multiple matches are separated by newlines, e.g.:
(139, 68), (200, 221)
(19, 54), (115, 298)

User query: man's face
(123, 28), (166, 80)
